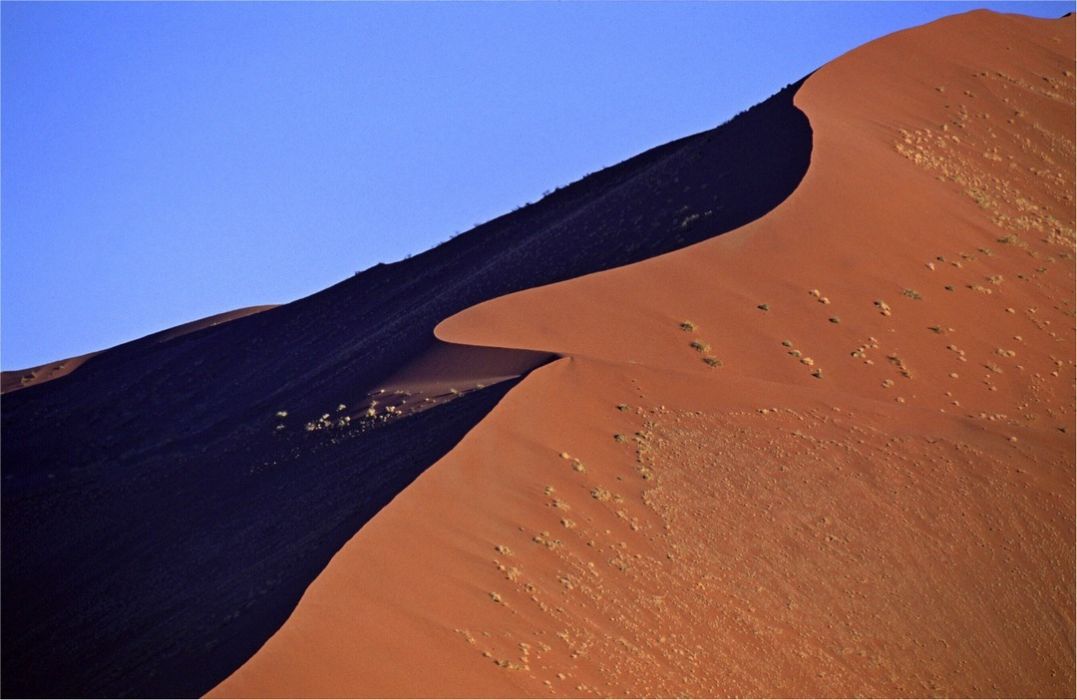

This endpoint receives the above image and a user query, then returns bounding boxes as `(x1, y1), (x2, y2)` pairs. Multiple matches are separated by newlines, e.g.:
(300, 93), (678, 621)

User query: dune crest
(212, 10), (1075, 698)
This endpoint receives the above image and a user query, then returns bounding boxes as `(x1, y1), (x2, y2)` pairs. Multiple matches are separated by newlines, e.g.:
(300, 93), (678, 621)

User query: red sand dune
(211, 10), (1075, 698)
(5, 8), (812, 695)
(0, 305), (275, 394)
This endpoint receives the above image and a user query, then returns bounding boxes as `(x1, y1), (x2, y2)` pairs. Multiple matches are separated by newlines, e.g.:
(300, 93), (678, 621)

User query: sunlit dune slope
(213, 10), (1075, 698)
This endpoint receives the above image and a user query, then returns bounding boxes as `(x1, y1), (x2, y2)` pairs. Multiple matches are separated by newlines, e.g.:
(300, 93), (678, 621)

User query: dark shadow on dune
(1, 77), (812, 698)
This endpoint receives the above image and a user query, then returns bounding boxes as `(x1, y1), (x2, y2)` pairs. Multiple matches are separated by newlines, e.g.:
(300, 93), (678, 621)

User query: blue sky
(2, 1), (1072, 370)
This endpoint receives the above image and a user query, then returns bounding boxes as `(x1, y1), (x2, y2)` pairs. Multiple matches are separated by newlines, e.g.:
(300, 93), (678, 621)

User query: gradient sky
(2, 1), (1072, 370)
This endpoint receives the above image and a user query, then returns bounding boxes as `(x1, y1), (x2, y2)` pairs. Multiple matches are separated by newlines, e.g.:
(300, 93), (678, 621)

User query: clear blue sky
(2, 1), (1071, 370)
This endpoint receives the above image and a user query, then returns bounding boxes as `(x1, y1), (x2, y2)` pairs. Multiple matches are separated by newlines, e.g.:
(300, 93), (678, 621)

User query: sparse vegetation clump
(679, 321), (697, 332)
(305, 413), (333, 431)
(887, 353), (913, 378)
(305, 410), (353, 432)
(532, 531), (562, 549)
(901, 288), (923, 300)
(757, 303), (770, 311)
(690, 340), (710, 353)
(702, 356), (722, 367)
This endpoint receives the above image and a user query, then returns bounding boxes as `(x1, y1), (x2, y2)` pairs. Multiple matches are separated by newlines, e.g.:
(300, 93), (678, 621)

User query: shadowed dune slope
(0, 45), (812, 700)
(0, 305), (276, 394)
(213, 10), (1075, 698)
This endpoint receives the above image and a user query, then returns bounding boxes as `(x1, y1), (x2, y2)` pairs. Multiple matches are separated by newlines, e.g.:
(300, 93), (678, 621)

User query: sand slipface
(211, 10), (1076, 699)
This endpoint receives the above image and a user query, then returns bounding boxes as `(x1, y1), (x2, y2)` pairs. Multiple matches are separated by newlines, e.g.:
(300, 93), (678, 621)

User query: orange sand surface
(212, 11), (1074, 697)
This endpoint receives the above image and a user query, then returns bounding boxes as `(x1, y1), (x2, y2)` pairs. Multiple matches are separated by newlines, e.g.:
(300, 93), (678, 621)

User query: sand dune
(212, 10), (1075, 698)
(0, 305), (275, 394)
(1, 12), (810, 697)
